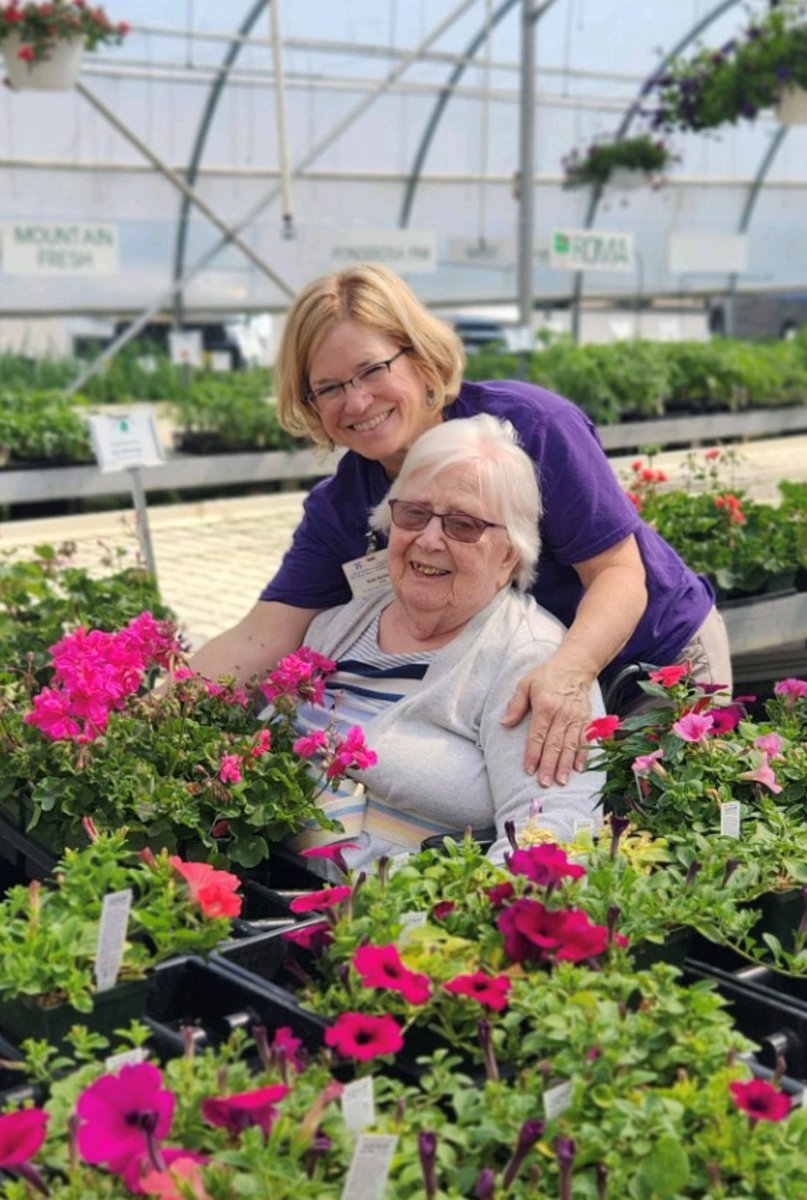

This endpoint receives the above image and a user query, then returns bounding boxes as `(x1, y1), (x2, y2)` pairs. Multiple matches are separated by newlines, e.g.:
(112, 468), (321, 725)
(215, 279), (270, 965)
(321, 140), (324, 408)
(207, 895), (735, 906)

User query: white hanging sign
(1, 221), (119, 275)
(87, 410), (164, 473)
(549, 228), (635, 273)
(446, 236), (516, 267)
(312, 228), (436, 273)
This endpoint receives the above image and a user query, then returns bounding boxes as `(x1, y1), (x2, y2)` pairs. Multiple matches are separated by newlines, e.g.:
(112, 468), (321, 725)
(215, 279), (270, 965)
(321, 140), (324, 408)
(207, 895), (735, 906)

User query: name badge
(342, 549), (389, 598)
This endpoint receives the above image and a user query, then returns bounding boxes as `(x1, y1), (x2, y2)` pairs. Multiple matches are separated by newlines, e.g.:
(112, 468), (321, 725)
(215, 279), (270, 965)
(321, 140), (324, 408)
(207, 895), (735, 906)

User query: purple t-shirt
(261, 379), (714, 685)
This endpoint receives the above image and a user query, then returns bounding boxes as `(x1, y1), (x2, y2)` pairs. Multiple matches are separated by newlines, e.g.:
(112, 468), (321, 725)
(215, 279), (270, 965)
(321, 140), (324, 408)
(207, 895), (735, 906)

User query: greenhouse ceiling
(1, 0), (806, 321)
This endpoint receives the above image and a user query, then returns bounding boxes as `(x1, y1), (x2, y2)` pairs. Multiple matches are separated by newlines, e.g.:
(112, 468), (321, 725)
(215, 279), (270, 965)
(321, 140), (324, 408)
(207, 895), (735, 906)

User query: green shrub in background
(0, 391), (94, 466)
(169, 376), (296, 453)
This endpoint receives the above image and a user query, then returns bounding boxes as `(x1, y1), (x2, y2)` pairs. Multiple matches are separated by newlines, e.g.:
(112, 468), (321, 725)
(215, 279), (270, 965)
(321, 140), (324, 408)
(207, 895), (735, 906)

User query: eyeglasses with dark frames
(388, 499), (506, 544)
(306, 347), (411, 408)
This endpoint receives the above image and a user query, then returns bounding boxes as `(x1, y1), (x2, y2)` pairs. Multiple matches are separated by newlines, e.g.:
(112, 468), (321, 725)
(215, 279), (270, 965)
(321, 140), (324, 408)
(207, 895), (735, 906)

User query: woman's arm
(501, 533), (647, 787)
(188, 600), (322, 684)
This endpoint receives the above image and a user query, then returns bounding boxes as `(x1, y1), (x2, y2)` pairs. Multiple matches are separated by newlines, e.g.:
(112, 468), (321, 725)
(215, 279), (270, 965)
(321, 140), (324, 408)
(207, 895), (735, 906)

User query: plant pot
(630, 926), (692, 971)
(1, 35), (85, 91)
(752, 888), (805, 953)
(777, 84), (807, 126)
(0, 977), (150, 1051)
(607, 167), (649, 191)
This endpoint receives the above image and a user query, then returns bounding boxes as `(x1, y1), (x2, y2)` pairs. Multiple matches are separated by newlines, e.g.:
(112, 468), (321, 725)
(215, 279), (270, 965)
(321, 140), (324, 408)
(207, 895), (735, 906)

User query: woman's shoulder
(474, 588), (568, 652)
(455, 378), (595, 433)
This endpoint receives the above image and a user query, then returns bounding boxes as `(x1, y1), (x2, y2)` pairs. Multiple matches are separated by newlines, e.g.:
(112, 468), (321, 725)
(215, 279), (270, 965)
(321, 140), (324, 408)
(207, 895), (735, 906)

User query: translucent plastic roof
(1, 0), (805, 319)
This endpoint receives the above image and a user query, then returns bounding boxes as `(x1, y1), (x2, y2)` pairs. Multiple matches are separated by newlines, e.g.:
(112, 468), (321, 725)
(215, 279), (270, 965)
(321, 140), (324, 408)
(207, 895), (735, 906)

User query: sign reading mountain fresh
(1, 221), (120, 275)
(550, 228), (634, 273)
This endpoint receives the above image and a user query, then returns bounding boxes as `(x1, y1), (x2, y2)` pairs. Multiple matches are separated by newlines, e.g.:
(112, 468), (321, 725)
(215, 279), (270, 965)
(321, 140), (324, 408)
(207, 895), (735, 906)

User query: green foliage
(562, 133), (675, 187)
(169, 374), (296, 452)
(0, 390), (93, 465)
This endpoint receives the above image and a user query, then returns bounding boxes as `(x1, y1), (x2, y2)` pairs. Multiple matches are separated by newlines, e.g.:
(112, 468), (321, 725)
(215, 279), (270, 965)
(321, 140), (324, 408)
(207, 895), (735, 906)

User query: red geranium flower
(324, 1012), (404, 1061)
(585, 715), (622, 741)
(506, 844), (586, 888)
(444, 971), (512, 1011)
(289, 885), (352, 914)
(201, 1084), (289, 1140)
(729, 1078), (790, 1123)
(353, 943), (431, 1005)
(169, 857), (242, 919)
(0, 1108), (48, 1166)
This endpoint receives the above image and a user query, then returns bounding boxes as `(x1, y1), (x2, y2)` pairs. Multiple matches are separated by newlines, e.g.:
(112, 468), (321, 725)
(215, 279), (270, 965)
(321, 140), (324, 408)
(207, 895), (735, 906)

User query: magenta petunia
(324, 1012), (404, 1061)
(300, 842), (361, 861)
(281, 920), (333, 952)
(353, 943), (431, 1005)
(444, 971), (512, 1010)
(729, 1078), (790, 1123)
(202, 1084), (289, 1140)
(672, 711), (714, 743)
(289, 885), (353, 913)
(76, 1063), (175, 1172)
(506, 843), (586, 888)
(0, 1109), (48, 1166)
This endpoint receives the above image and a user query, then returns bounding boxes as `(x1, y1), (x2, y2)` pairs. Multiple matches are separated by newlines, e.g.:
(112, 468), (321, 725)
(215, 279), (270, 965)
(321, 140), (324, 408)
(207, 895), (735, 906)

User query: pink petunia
(672, 712), (714, 743)
(324, 1012), (403, 1062)
(631, 748), (665, 777)
(774, 678), (807, 707)
(201, 1084), (289, 1140)
(648, 664), (689, 688)
(584, 715), (622, 742)
(0, 1108), (48, 1166)
(353, 943), (431, 1005)
(300, 842), (361, 861)
(76, 1063), (175, 1173)
(281, 921), (333, 952)
(729, 1078), (790, 1123)
(289, 886), (353, 914)
(506, 844), (586, 888)
(754, 733), (784, 759)
(737, 761), (783, 794)
(444, 971), (511, 1011)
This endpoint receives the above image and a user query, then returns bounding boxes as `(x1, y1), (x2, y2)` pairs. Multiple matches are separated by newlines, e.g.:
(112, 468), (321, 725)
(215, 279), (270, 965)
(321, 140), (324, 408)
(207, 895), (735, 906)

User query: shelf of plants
(2, 522), (807, 1195)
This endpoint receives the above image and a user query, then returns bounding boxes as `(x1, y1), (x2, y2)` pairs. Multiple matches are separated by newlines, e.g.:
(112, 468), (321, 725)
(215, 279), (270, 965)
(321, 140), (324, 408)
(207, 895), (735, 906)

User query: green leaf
(635, 1136), (690, 1196)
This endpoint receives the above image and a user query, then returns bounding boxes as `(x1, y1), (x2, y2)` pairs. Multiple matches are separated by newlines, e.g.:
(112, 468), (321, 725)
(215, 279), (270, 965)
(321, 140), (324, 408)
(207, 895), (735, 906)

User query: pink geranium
(324, 1012), (404, 1061)
(218, 754), (243, 785)
(293, 730), (329, 759)
(353, 943), (431, 1005)
(326, 726), (378, 778)
(672, 712), (714, 743)
(77, 1063), (175, 1174)
(169, 858), (243, 919)
(201, 1084), (289, 1140)
(444, 971), (512, 1011)
(250, 729), (272, 757)
(506, 843), (586, 888)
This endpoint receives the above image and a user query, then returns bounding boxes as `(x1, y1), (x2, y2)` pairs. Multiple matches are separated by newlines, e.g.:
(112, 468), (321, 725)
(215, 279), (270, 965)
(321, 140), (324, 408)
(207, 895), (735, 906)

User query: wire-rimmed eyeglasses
(305, 347), (411, 408)
(388, 499), (506, 544)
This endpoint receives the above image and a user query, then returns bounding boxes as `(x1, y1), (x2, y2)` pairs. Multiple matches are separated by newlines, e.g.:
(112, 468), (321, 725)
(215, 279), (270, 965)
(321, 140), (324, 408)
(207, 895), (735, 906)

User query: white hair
(370, 413), (542, 591)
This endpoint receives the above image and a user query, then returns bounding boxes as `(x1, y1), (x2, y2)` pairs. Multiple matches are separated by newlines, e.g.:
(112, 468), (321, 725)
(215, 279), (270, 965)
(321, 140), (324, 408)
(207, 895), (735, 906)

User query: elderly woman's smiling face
(386, 464), (520, 636)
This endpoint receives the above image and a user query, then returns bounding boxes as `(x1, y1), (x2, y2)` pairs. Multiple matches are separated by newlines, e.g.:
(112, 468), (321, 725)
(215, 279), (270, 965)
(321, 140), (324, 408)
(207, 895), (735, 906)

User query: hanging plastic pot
(777, 85), (807, 126)
(1, 35), (84, 91)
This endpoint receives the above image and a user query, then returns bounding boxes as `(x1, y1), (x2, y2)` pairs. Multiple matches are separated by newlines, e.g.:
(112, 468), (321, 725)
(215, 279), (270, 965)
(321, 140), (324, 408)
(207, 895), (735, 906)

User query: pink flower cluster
(24, 612), (180, 743)
(498, 898), (626, 964)
(260, 647), (337, 708)
(217, 728), (272, 786)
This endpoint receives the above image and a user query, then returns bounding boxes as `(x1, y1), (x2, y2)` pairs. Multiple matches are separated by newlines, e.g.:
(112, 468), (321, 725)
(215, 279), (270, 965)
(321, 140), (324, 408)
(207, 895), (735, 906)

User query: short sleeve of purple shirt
(261, 378), (714, 680)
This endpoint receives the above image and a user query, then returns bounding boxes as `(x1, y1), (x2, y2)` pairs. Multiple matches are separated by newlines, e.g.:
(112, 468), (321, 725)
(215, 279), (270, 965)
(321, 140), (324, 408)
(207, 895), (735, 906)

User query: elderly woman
(287, 413), (605, 867)
(192, 263), (730, 789)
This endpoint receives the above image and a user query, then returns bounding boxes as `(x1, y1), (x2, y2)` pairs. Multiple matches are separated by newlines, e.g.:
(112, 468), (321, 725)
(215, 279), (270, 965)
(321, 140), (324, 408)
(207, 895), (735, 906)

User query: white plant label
(341, 1076), (375, 1131)
(341, 1134), (398, 1200)
(398, 911), (427, 946)
(720, 801), (741, 839)
(95, 888), (133, 992)
(572, 817), (595, 837)
(543, 1079), (573, 1120)
(105, 1047), (147, 1072)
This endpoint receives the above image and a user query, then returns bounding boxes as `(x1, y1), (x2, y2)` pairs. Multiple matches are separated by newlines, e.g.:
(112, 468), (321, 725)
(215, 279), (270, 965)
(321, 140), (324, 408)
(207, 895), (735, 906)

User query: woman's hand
(501, 654), (593, 787)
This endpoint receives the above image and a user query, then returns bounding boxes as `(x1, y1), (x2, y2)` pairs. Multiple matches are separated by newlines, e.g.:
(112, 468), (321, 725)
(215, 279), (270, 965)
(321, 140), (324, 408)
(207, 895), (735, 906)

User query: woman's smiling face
(306, 319), (440, 476)
(386, 464), (519, 635)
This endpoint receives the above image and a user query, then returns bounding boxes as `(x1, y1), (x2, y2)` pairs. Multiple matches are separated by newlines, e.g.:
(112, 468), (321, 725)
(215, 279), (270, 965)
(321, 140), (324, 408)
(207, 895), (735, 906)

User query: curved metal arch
(570, 0), (745, 341)
(172, 0), (270, 326)
(399, 0), (562, 230)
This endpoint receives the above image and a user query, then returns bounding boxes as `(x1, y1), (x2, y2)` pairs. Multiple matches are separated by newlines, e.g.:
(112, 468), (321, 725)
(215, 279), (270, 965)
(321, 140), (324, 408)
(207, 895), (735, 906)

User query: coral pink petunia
(631, 748), (665, 777)
(324, 1012), (404, 1061)
(584, 715), (622, 741)
(648, 664), (689, 687)
(0, 1109), (48, 1166)
(506, 844), (586, 888)
(737, 761), (783, 794)
(729, 1078), (790, 1123)
(201, 1084), (289, 1140)
(754, 733), (784, 759)
(444, 971), (512, 1011)
(353, 943), (431, 1005)
(289, 885), (353, 914)
(76, 1063), (175, 1172)
(672, 712), (714, 743)
(141, 1156), (211, 1200)
(169, 858), (242, 919)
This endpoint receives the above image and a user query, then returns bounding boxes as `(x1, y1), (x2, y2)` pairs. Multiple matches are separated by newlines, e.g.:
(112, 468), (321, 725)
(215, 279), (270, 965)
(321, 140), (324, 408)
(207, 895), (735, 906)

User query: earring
(426, 388), (436, 408)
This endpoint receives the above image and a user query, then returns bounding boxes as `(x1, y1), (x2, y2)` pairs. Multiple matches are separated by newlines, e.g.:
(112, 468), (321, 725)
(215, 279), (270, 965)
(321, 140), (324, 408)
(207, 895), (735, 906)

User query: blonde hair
(275, 263), (465, 448)
(371, 414), (542, 592)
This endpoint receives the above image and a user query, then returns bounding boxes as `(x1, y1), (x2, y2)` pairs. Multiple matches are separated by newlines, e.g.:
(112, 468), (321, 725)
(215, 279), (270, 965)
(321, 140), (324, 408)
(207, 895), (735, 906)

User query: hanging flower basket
(562, 133), (675, 190)
(0, 0), (129, 92)
(1, 31), (83, 90)
(776, 82), (807, 124)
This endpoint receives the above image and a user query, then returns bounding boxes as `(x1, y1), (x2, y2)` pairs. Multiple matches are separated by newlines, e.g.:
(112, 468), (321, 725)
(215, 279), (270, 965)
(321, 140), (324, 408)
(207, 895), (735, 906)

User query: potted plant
(647, 0), (807, 132)
(0, 822), (242, 1048)
(561, 132), (675, 190)
(0, 0), (129, 91)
